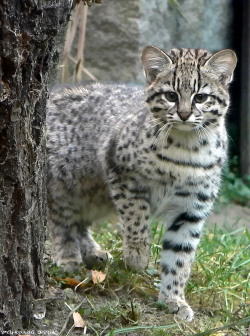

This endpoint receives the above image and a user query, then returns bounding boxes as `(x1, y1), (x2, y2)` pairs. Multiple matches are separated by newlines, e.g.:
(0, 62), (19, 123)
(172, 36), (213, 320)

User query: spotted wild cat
(46, 46), (237, 321)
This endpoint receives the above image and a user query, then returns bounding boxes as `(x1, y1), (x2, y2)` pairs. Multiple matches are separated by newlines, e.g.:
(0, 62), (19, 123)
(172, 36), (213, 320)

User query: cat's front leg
(108, 175), (151, 270)
(159, 213), (205, 322)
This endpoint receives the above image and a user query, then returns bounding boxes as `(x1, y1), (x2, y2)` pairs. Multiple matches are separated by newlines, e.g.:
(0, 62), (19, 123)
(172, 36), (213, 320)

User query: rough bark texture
(0, 0), (71, 330)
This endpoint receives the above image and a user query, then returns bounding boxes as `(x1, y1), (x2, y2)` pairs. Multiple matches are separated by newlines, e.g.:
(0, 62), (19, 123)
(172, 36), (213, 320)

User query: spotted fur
(46, 46), (237, 321)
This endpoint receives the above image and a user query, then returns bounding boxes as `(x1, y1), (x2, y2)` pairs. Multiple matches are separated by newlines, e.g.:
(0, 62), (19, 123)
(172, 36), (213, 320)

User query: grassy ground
(43, 219), (250, 336)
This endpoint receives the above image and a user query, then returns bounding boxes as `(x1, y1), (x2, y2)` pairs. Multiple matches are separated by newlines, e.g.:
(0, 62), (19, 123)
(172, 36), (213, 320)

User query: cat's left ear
(141, 46), (173, 84)
(205, 49), (237, 84)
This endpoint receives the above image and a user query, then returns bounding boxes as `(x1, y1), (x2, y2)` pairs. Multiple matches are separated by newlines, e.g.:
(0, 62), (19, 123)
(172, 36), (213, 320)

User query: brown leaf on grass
(73, 311), (86, 328)
(91, 270), (106, 284)
(55, 277), (90, 288)
(54, 270), (106, 289)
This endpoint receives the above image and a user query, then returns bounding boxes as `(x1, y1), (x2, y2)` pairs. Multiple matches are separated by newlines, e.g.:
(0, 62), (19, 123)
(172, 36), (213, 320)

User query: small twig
(85, 321), (99, 336)
(65, 302), (73, 311)
(185, 322), (196, 335)
(74, 3), (88, 82)
(74, 273), (92, 291)
(75, 298), (88, 310)
(174, 315), (188, 336)
(58, 299), (87, 336)
(100, 325), (111, 336)
(65, 323), (75, 336)
(62, 5), (80, 82)
(58, 310), (73, 336)
(86, 296), (95, 309)
(69, 54), (97, 81)
(64, 7), (79, 56)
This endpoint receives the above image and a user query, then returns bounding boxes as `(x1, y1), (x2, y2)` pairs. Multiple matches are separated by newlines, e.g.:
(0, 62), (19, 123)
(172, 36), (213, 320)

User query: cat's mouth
(171, 120), (199, 131)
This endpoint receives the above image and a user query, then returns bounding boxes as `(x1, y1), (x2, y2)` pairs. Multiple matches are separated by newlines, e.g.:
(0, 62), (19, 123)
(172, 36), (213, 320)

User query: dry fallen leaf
(91, 270), (106, 284)
(73, 311), (86, 328)
(55, 277), (90, 288)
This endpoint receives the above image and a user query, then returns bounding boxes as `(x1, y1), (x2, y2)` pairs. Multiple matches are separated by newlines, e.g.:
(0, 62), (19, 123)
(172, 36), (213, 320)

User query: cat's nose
(177, 111), (192, 121)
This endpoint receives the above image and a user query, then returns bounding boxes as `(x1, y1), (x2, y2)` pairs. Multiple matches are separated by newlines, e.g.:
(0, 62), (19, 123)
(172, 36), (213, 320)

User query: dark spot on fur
(167, 137), (173, 144)
(168, 212), (203, 231)
(162, 264), (170, 275)
(134, 220), (140, 227)
(163, 240), (194, 253)
(140, 225), (148, 233)
(150, 144), (157, 151)
(175, 191), (190, 197)
(197, 192), (209, 202)
(190, 231), (200, 238)
(171, 268), (177, 275)
(176, 260), (184, 268)
(200, 139), (208, 146)
(113, 193), (126, 200)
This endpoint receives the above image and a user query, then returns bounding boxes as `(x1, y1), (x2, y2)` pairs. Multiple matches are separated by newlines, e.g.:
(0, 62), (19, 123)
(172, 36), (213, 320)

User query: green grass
(47, 220), (250, 336)
(220, 156), (250, 206)
(188, 227), (249, 319)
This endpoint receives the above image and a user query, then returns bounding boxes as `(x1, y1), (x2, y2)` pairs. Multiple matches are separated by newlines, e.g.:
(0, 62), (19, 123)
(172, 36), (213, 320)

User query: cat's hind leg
(50, 218), (83, 273)
(48, 193), (110, 272)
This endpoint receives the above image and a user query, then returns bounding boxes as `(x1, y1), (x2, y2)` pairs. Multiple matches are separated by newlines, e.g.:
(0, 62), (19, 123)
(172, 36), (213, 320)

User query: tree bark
(0, 0), (72, 330)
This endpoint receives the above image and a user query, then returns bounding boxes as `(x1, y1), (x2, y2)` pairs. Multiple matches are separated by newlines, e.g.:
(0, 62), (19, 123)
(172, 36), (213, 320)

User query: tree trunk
(0, 0), (72, 330)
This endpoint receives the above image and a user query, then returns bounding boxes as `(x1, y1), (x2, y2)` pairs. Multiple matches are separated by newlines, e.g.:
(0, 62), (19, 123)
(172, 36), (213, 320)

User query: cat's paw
(123, 244), (150, 270)
(177, 304), (194, 322)
(158, 294), (194, 322)
(167, 300), (194, 321)
(83, 250), (112, 269)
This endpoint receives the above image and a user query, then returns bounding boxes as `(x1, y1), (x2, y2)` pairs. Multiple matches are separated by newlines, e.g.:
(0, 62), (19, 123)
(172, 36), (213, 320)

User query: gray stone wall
(84, 0), (233, 83)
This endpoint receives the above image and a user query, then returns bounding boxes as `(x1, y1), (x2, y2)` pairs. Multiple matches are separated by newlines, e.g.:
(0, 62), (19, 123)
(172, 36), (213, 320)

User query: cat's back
(47, 82), (144, 158)
(47, 82), (144, 129)
(46, 83), (145, 184)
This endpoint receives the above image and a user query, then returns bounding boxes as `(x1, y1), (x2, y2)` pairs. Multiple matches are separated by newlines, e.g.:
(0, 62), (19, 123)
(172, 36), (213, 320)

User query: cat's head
(141, 46), (237, 131)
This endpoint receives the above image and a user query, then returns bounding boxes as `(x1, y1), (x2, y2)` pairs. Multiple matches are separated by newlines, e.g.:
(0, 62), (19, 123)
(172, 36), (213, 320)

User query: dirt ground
(207, 203), (250, 230)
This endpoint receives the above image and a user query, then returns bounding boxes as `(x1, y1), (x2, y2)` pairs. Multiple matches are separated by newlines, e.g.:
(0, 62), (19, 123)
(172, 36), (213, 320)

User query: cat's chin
(172, 122), (196, 132)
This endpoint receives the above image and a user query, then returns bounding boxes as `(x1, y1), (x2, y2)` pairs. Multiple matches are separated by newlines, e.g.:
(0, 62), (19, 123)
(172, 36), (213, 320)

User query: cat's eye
(165, 91), (178, 103)
(194, 93), (208, 104)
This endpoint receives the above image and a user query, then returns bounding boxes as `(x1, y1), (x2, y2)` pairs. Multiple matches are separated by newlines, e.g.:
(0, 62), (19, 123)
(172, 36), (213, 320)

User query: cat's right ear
(141, 46), (173, 84)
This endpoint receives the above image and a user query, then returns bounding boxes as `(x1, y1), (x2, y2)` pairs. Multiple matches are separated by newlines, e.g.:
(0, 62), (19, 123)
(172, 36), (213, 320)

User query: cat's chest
(133, 135), (225, 181)
(146, 172), (218, 219)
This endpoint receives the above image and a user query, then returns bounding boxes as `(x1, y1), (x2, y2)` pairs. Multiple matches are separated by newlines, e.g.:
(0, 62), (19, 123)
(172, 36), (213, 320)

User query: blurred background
(56, 0), (250, 204)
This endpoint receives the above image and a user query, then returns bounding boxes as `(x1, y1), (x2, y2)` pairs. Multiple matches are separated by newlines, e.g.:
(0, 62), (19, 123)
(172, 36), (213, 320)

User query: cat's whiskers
(198, 125), (217, 143)
(202, 124), (218, 140)
(161, 124), (173, 156)
(136, 115), (164, 133)
(149, 122), (170, 149)
(195, 127), (203, 144)
(198, 127), (213, 143)
(145, 119), (165, 133)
